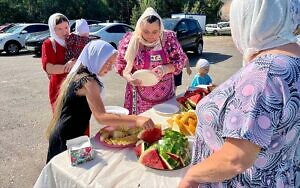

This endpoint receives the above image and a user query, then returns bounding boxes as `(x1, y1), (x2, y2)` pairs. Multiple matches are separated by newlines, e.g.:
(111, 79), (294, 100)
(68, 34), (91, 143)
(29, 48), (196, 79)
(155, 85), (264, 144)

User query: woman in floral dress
(180, 0), (300, 187)
(116, 7), (187, 114)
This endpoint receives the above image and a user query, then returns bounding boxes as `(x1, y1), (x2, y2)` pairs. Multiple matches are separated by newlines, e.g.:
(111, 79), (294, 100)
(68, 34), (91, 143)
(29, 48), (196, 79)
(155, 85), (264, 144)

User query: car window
(124, 26), (134, 32)
(89, 25), (105, 32)
(5, 25), (23, 33)
(176, 21), (188, 32)
(106, 25), (126, 33)
(24, 25), (48, 33)
(188, 20), (201, 31)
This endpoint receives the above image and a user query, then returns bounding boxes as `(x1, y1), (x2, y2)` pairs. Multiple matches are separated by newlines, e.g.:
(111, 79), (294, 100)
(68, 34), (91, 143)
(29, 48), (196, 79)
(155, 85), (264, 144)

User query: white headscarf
(123, 7), (165, 76)
(230, 0), (299, 65)
(71, 40), (117, 76)
(70, 40), (117, 98)
(48, 13), (69, 47)
(74, 19), (89, 35)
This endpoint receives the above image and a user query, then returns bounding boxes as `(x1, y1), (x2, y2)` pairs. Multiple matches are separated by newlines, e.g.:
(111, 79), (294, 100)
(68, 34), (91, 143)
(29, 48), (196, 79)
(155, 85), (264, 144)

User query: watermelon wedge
(134, 140), (148, 157)
(187, 93), (202, 107)
(138, 127), (162, 144)
(139, 148), (167, 170)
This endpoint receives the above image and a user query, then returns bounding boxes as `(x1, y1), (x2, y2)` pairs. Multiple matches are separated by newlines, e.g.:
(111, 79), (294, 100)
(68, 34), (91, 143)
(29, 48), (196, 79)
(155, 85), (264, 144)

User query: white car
(205, 22), (231, 36)
(0, 23), (48, 55)
(89, 23), (134, 49)
(205, 24), (218, 35)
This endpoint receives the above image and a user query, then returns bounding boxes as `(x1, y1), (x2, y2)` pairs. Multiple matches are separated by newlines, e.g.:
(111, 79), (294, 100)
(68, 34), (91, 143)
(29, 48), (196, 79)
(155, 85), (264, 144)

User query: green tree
(130, 4), (141, 26)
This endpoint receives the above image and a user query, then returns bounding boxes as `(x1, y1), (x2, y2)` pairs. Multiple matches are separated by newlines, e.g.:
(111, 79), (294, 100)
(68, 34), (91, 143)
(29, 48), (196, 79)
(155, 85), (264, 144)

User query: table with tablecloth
(34, 98), (191, 188)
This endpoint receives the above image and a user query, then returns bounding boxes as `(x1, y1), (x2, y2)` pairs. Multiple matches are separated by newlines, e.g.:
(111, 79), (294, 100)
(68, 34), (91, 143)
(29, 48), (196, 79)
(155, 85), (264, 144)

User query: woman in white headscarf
(46, 40), (155, 163)
(116, 7), (187, 115)
(180, 0), (300, 187)
(42, 13), (77, 112)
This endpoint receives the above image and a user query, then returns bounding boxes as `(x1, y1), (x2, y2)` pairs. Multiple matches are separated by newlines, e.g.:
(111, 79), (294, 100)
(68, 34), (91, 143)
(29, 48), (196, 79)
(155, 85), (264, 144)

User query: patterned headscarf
(48, 13), (69, 47)
(230, 0), (300, 65)
(123, 7), (164, 76)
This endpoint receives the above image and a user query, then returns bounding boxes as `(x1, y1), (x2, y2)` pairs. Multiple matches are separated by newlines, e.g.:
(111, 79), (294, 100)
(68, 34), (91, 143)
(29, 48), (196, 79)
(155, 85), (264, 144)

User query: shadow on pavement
(187, 52), (232, 67)
(0, 51), (33, 57)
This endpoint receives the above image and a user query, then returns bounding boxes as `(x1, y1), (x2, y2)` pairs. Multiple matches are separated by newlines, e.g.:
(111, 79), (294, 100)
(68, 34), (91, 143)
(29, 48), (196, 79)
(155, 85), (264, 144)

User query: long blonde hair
(45, 40), (117, 139)
(45, 71), (76, 139)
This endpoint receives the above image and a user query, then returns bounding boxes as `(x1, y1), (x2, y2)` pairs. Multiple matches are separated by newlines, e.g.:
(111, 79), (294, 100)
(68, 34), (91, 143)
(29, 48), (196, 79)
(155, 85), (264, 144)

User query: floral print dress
(116, 31), (187, 114)
(193, 54), (300, 187)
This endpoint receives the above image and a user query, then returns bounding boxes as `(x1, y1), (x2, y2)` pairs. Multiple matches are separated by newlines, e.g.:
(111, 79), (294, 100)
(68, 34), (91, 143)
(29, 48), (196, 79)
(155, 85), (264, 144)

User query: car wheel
(5, 42), (20, 55)
(213, 30), (219, 36)
(194, 42), (203, 55)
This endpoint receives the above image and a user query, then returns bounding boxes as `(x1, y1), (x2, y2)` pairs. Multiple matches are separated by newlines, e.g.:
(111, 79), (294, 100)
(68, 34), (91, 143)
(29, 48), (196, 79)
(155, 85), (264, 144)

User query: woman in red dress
(41, 13), (76, 112)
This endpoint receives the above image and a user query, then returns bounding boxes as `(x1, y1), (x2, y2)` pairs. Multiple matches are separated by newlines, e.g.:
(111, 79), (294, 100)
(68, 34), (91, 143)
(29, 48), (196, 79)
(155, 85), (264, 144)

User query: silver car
(89, 23), (134, 49)
(0, 23), (48, 55)
(205, 22), (231, 36)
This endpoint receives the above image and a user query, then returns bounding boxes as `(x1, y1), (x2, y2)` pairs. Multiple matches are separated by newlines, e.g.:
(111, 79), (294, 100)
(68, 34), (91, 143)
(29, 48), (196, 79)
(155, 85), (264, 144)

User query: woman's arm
(83, 79), (154, 129)
(41, 40), (76, 75)
(164, 31), (187, 75)
(45, 58), (76, 74)
(179, 138), (261, 188)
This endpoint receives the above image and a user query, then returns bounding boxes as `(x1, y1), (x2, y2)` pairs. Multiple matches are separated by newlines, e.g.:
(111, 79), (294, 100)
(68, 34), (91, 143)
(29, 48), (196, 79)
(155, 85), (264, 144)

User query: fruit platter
(176, 87), (211, 111)
(96, 126), (143, 148)
(134, 127), (191, 170)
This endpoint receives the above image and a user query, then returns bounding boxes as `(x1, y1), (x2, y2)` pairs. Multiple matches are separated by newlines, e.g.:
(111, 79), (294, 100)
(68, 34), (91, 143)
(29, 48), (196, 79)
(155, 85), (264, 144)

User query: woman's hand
(186, 67), (192, 75)
(152, 65), (165, 80)
(64, 58), (76, 73)
(123, 73), (142, 86)
(136, 116), (155, 130)
(152, 64), (175, 80)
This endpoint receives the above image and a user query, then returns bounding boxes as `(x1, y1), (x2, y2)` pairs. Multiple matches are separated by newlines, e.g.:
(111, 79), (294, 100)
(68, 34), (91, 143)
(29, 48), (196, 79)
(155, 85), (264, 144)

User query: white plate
(195, 84), (210, 89)
(105, 106), (129, 115)
(152, 103), (179, 115)
(132, 69), (159, 86)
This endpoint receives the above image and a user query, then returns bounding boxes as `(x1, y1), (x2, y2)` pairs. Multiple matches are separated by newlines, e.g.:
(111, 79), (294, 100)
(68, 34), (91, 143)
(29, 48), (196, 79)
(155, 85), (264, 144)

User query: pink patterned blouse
(116, 30), (187, 114)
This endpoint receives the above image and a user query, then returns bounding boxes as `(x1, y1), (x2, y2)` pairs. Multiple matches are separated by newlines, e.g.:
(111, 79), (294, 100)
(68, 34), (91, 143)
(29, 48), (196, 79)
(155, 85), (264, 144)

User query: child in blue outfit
(190, 58), (212, 87)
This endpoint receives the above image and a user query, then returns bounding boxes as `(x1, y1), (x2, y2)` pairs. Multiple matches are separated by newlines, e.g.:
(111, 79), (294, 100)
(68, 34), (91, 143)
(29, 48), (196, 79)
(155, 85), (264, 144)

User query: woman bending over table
(46, 40), (155, 163)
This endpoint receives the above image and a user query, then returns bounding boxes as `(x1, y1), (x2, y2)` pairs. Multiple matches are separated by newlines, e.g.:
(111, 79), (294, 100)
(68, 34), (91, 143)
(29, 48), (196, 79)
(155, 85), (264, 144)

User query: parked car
(25, 19), (101, 55)
(205, 22), (231, 36)
(163, 18), (204, 54)
(0, 23), (15, 33)
(89, 23), (134, 49)
(0, 23), (48, 55)
(24, 30), (50, 55)
(205, 24), (218, 35)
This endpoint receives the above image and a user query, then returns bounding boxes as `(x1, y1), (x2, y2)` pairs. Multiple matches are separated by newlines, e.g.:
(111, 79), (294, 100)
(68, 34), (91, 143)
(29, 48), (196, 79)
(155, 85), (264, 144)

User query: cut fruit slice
(187, 93), (202, 107)
(134, 140), (148, 158)
(139, 148), (167, 170)
(138, 127), (162, 144)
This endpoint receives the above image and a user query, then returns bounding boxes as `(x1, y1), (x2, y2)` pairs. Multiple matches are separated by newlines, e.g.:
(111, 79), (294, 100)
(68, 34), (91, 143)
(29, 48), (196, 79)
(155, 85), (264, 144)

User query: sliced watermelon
(158, 151), (180, 170)
(187, 93), (202, 107)
(134, 140), (148, 158)
(138, 127), (162, 144)
(166, 152), (184, 167)
(139, 148), (167, 170)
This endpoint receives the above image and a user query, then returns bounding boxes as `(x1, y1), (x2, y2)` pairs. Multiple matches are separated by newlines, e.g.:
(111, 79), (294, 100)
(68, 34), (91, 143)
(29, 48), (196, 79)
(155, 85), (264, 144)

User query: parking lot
(0, 36), (242, 188)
